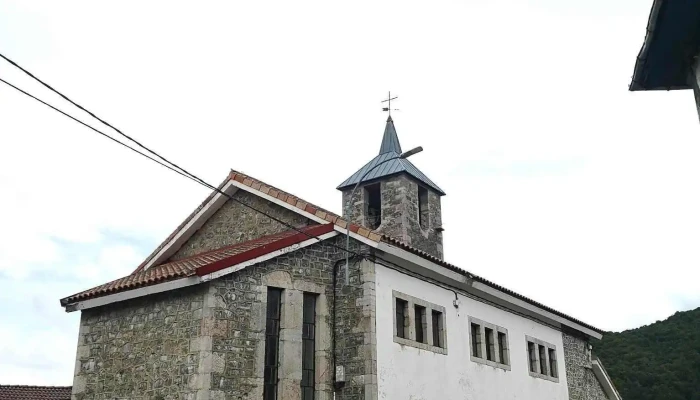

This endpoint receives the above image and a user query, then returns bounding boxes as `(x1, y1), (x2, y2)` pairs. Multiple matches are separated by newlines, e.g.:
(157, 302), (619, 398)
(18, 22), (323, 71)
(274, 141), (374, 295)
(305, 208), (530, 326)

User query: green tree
(595, 307), (700, 400)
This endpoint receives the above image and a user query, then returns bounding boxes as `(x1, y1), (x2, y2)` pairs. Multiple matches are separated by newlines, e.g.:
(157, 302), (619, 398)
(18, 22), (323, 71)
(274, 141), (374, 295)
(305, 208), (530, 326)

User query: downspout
(332, 258), (348, 393)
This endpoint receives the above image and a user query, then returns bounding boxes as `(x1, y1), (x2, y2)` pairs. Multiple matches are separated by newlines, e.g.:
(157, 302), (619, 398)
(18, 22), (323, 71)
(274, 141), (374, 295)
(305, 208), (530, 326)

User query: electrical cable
(0, 66), (365, 260)
(2, 71), (571, 335)
(0, 77), (194, 182)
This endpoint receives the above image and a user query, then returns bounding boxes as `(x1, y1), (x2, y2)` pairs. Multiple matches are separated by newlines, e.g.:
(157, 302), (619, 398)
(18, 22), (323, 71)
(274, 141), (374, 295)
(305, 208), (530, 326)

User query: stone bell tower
(337, 116), (446, 259)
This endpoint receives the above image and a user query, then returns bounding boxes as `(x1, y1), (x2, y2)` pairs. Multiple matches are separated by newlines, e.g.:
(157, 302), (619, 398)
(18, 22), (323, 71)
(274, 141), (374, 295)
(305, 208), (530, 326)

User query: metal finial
(381, 91), (399, 116)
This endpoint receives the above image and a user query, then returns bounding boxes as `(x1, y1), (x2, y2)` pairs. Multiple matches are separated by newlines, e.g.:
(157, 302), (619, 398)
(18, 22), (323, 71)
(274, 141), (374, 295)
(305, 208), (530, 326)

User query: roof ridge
(153, 225), (314, 267)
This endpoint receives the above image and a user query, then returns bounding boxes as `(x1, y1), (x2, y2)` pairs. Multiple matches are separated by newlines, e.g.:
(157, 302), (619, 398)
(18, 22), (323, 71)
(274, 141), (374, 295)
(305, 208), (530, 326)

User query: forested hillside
(595, 307), (700, 400)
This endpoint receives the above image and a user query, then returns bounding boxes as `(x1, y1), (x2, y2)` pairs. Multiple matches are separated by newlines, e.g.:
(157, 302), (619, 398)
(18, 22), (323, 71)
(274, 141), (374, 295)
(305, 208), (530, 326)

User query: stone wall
(71, 285), (210, 400)
(72, 236), (377, 400)
(170, 190), (314, 261)
(563, 332), (609, 400)
(206, 236), (376, 400)
(342, 173), (443, 259)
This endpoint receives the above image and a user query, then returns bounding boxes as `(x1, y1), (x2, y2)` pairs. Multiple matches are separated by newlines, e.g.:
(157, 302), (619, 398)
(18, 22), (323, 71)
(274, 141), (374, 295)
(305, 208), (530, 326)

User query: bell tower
(337, 116), (446, 259)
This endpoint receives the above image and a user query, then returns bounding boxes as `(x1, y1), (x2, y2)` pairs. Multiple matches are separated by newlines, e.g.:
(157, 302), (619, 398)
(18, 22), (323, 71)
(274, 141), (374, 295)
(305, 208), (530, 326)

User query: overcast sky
(1, 0), (698, 386)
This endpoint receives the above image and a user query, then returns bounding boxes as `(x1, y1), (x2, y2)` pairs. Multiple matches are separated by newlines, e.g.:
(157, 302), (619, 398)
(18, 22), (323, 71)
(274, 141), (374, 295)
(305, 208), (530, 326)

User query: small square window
(392, 291), (447, 355)
(395, 298), (408, 339)
(471, 323), (482, 358)
(497, 331), (509, 365)
(526, 336), (559, 382)
(414, 305), (427, 343)
(548, 348), (558, 378)
(468, 317), (509, 370)
(527, 342), (538, 373)
(485, 327), (495, 361)
(431, 310), (443, 348)
(538, 345), (548, 375)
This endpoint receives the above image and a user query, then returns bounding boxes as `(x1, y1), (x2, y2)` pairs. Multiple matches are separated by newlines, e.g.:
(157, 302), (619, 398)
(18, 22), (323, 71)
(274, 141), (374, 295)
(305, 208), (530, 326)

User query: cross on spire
(381, 91), (399, 116)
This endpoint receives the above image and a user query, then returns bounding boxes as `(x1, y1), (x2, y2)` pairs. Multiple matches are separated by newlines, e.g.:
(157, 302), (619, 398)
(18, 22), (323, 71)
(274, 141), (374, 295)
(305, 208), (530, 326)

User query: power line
(0, 52), (210, 190)
(0, 77), (194, 181)
(0, 55), (364, 259)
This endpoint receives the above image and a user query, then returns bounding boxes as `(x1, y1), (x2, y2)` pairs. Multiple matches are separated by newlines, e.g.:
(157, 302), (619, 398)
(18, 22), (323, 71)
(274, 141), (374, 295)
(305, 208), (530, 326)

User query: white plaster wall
(375, 264), (570, 400)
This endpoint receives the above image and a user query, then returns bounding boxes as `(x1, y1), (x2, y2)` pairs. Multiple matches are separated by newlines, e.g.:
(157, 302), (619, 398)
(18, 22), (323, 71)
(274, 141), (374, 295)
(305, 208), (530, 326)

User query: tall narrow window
(301, 293), (316, 400)
(414, 305), (427, 343)
(395, 298), (408, 338)
(264, 288), (282, 400)
(484, 327), (495, 361)
(418, 186), (429, 229)
(497, 331), (509, 365)
(365, 183), (381, 229)
(538, 345), (548, 375)
(527, 341), (537, 373)
(471, 323), (482, 358)
(431, 310), (443, 348)
(548, 348), (558, 378)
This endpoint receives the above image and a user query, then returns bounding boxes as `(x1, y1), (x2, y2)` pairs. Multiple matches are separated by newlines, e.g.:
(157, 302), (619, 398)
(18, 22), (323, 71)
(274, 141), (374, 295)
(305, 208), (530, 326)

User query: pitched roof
(336, 151), (446, 195)
(0, 385), (71, 400)
(132, 170), (382, 274)
(336, 117), (446, 195)
(381, 236), (602, 334)
(60, 224), (333, 305)
(60, 169), (602, 335)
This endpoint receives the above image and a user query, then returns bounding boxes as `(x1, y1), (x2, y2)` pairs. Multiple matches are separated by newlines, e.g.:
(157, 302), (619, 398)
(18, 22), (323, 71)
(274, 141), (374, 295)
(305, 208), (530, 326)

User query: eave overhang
(630, 0), (700, 91)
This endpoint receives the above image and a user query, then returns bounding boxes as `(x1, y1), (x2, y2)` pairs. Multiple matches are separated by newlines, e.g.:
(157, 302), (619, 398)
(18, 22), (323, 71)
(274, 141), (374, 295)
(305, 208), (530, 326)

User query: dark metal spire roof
(379, 116), (402, 154)
(336, 117), (446, 195)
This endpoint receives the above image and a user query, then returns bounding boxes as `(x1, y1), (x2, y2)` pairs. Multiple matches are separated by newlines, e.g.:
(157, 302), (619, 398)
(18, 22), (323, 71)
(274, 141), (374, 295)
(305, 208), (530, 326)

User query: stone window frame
(392, 290), (447, 355)
(255, 271), (331, 399)
(468, 316), (511, 371)
(525, 335), (559, 383)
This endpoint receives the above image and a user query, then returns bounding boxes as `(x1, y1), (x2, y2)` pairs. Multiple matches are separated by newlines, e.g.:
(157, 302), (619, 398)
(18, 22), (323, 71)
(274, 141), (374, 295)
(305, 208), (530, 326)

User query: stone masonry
(170, 190), (314, 261)
(562, 332), (609, 400)
(71, 194), (378, 400)
(342, 173), (443, 259)
(206, 237), (376, 400)
(72, 285), (210, 400)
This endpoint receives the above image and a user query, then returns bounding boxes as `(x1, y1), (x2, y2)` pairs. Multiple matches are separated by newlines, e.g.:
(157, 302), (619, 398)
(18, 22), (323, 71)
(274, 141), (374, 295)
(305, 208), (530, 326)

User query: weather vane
(381, 91), (399, 116)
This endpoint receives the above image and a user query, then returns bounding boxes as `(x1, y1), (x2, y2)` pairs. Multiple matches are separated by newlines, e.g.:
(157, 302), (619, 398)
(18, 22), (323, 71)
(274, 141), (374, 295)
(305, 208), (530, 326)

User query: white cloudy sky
(1, 0), (699, 386)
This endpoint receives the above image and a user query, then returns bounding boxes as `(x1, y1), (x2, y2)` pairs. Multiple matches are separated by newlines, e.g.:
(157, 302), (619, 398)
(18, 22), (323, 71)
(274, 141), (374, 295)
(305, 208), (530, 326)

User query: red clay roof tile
(0, 385), (72, 400)
(60, 225), (331, 305)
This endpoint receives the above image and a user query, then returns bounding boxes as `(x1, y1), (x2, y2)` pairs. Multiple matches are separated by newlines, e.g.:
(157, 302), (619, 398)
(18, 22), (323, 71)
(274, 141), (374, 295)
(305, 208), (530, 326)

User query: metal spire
(379, 115), (402, 155)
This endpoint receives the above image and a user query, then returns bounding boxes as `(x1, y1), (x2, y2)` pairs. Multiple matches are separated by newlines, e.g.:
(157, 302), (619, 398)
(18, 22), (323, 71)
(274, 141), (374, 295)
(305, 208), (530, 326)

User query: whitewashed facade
(376, 263), (571, 400)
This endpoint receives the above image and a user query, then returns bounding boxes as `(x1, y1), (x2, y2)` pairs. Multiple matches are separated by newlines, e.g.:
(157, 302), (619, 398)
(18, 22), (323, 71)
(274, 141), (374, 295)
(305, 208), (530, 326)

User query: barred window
(469, 317), (510, 370)
(263, 288), (282, 400)
(301, 293), (317, 400)
(526, 336), (559, 382)
(396, 298), (408, 339)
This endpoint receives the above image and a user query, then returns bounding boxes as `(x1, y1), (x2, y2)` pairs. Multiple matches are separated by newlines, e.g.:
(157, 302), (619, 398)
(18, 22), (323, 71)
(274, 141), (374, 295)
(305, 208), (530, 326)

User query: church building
(60, 116), (621, 400)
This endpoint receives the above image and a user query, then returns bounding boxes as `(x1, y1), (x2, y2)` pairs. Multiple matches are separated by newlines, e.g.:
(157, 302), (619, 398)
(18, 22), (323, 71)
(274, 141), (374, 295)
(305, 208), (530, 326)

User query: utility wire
(0, 52), (211, 190)
(0, 55), (364, 259)
(0, 77), (194, 182)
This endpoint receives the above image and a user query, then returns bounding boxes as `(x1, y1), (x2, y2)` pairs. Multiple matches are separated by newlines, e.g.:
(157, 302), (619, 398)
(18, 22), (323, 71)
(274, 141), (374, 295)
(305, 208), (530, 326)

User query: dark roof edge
(629, 0), (687, 91)
(336, 169), (447, 196)
(381, 236), (604, 335)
